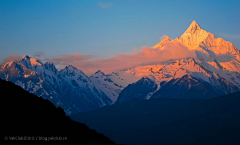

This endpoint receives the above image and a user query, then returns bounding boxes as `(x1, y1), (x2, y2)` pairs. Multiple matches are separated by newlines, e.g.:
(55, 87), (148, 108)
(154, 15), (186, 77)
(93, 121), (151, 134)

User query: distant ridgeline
(71, 91), (240, 145)
(1, 78), (115, 144)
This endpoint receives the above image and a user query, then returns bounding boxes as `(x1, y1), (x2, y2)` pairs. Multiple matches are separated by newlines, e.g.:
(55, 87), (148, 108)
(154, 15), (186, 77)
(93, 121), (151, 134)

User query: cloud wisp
(99, 2), (112, 9)
(50, 42), (196, 74)
(1, 42), (196, 75)
(160, 35), (168, 40)
(2, 55), (22, 63)
(34, 52), (45, 58)
(50, 53), (97, 69)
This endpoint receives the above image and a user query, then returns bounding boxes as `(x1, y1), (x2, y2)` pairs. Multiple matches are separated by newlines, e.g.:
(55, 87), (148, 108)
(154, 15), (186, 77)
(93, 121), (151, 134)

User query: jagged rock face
(198, 33), (240, 72)
(151, 74), (220, 99)
(0, 56), (112, 115)
(89, 70), (123, 103)
(200, 33), (240, 58)
(116, 77), (158, 103)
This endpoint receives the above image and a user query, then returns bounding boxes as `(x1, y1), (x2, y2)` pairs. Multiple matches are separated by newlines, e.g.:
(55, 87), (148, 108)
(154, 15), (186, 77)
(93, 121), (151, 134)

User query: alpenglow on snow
(1, 20), (240, 112)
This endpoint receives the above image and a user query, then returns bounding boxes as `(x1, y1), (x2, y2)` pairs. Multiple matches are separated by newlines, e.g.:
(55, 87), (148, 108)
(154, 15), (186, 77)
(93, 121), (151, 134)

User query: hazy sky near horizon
(0, 0), (240, 73)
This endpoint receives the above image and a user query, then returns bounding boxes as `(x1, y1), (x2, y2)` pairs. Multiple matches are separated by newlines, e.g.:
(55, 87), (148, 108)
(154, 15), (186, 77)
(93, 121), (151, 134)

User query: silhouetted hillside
(71, 91), (240, 145)
(1, 78), (115, 144)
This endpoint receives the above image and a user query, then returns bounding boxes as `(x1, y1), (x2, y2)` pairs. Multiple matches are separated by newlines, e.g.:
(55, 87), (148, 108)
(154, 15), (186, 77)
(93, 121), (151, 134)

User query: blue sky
(0, 0), (240, 67)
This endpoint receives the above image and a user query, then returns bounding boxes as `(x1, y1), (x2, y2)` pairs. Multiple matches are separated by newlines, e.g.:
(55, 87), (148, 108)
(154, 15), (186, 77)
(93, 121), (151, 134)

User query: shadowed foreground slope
(71, 91), (240, 145)
(1, 78), (115, 144)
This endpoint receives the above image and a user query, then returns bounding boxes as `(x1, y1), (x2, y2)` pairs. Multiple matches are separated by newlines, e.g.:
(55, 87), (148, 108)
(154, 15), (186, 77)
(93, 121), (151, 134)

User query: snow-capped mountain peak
(95, 70), (105, 76)
(161, 36), (171, 41)
(60, 65), (85, 76)
(22, 55), (30, 59)
(0, 60), (16, 68)
(153, 35), (172, 49)
(184, 20), (201, 34)
(65, 65), (77, 70)
(178, 20), (209, 49)
(43, 62), (58, 74)
(20, 55), (42, 67)
(44, 62), (56, 69)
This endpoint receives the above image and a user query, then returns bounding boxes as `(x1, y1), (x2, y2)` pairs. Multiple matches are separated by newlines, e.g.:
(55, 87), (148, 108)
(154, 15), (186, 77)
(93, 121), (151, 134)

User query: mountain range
(0, 20), (240, 114)
(0, 56), (111, 115)
(91, 20), (240, 103)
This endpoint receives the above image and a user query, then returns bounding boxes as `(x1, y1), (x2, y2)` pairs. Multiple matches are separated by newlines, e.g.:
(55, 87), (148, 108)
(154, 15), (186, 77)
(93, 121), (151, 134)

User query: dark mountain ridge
(71, 91), (240, 145)
(1, 78), (115, 144)
(151, 74), (221, 99)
